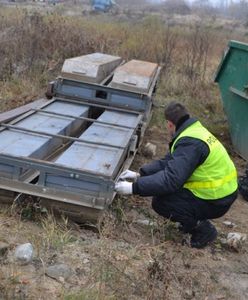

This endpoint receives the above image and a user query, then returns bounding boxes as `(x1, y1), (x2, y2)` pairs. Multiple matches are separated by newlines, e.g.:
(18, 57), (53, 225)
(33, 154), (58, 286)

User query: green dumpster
(214, 40), (248, 161)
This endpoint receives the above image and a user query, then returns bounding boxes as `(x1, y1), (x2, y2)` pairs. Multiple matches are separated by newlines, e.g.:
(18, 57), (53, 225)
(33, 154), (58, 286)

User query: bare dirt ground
(0, 125), (248, 300)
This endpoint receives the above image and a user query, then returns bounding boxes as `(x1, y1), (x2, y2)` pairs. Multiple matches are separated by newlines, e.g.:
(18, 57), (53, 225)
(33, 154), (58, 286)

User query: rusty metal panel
(110, 59), (158, 93)
(61, 53), (122, 83)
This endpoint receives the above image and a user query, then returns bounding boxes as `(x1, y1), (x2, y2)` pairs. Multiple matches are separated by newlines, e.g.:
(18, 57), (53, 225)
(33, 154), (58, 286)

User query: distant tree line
(191, 0), (248, 20)
(116, 0), (248, 20)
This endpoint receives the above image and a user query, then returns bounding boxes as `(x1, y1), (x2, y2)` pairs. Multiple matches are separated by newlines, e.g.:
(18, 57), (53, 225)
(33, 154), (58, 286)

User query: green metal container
(214, 40), (248, 161)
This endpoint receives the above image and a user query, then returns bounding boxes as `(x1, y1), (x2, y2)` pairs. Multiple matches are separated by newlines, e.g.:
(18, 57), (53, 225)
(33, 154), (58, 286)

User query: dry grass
(0, 8), (244, 112)
(0, 195), (247, 299)
(0, 6), (246, 135)
(60, 208), (229, 300)
(0, 5), (248, 300)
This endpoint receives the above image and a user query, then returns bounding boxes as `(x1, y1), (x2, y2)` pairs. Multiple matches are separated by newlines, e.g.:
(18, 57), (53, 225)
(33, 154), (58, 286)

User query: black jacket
(132, 117), (211, 197)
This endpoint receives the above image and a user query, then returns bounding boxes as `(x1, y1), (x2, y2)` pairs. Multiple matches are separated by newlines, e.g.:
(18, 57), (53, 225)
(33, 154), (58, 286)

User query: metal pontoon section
(41, 110), (142, 209)
(0, 53), (161, 220)
(0, 100), (89, 180)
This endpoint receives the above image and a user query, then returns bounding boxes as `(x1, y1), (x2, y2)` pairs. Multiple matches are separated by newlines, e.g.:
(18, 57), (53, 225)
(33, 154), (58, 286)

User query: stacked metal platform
(0, 53), (161, 221)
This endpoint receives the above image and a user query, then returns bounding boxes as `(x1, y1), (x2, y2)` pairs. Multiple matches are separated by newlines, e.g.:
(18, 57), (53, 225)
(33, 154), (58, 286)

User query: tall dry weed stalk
(183, 24), (211, 88)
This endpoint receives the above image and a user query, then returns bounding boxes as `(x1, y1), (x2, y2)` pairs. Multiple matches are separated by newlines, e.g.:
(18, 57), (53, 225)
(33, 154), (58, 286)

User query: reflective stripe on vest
(171, 121), (238, 200)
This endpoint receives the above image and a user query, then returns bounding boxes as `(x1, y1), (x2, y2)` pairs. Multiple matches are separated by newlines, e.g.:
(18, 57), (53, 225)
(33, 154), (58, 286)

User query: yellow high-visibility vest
(171, 121), (238, 200)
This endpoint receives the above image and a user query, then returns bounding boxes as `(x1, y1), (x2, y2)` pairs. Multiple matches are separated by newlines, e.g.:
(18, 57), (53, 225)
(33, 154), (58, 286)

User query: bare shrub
(0, 8), (124, 82)
(156, 26), (178, 76)
(181, 24), (211, 91)
(185, 26), (210, 82)
(119, 16), (178, 75)
(163, 0), (191, 15)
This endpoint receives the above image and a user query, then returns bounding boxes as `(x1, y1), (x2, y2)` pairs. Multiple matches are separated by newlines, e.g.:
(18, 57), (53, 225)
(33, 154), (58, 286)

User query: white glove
(119, 169), (139, 181)
(115, 181), (133, 195)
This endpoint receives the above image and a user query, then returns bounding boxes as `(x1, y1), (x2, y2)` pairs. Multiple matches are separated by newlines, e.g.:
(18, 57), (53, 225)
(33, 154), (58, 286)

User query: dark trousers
(152, 188), (238, 233)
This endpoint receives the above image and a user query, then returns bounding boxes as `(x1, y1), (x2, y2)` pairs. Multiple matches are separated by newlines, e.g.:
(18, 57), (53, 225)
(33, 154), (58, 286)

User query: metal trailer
(0, 53), (161, 221)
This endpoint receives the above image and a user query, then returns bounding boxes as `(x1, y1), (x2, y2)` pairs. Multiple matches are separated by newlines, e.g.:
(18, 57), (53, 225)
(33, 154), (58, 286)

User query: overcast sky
(149, 0), (240, 3)
(187, 0), (239, 3)
(189, 0), (239, 3)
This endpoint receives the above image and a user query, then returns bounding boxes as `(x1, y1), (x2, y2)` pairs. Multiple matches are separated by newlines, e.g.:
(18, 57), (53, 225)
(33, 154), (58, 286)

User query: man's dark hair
(164, 101), (189, 126)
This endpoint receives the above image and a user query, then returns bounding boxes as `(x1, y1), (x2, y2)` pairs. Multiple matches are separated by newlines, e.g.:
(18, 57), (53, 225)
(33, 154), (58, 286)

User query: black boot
(190, 220), (217, 249)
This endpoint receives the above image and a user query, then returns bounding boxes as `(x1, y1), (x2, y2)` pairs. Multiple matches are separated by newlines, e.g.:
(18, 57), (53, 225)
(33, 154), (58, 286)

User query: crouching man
(115, 101), (238, 248)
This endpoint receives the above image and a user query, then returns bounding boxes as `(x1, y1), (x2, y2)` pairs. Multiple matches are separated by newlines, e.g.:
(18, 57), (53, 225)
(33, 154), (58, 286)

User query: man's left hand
(115, 181), (133, 195)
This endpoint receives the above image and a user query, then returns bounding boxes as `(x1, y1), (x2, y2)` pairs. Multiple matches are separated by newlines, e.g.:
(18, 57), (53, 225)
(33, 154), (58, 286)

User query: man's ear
(167, 120), (174, 129)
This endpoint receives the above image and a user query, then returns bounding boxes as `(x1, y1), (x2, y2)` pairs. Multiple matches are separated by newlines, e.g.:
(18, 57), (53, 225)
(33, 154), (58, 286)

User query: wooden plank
(0, 99), (48, 124)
